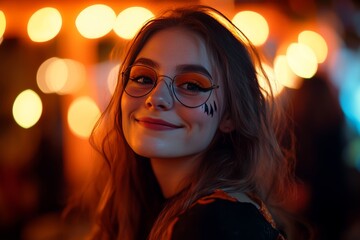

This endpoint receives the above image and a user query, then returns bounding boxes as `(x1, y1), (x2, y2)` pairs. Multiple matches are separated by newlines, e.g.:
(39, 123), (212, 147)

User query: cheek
(181, 100), (221, 132)
(120, 95), (129, 122)
(213, 87), (225, 116)
(120, 94), (128, 114)
(120, 95), (129, 137)
(200, 91), (222, 119)
(121, 94), (140, 116)
(183, 107), (221, 152)
(120, 94), (139, 131)
(201, 100), (218, 117)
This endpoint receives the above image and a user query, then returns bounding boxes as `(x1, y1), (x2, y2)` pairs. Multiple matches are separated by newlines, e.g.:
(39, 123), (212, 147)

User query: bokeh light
(0, 10), (6, 39)
(286, 43), (318, 79)
(113, 7), (154, 39)
(274, 55), (303, 89)
(298, 30), (328, 63)
(76, 4), (116, 39)
(27, 7), (62, 42)
(37, 57), (58, 93)
(333, 47), (360, 133)
(67, 96), (100, 138)
(257, 63), (284, 97)
(58, 59), (86, 95)
(340, 76), (360, 133)
(37, 57), (86, 95)
(45, 58), (68, 92)
(12, 89), (43, 129)
(107, 64), (120, 95)
(232, 11), (269, 46)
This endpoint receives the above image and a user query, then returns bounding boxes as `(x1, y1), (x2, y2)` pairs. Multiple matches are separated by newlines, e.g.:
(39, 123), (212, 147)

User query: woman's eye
(179, 82), (206, 92)
(130, 76), (154, 85)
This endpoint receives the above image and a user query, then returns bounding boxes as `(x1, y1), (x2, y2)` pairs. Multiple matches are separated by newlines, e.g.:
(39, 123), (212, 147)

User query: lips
(136, 117), (183, 130)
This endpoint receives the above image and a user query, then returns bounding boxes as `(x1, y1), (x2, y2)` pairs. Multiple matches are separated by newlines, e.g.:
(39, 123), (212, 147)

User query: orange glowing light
(27, 7), (62, 42)
(113, 7), (154, 39)
(232, 11), (269, 46)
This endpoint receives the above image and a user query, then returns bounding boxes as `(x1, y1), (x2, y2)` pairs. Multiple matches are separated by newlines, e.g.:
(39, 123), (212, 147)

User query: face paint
(121, 27), (224, 160)
(203, 101), (217, 117)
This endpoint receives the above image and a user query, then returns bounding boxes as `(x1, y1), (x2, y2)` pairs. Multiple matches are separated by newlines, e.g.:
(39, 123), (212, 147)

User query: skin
(121, 27), (228, 198)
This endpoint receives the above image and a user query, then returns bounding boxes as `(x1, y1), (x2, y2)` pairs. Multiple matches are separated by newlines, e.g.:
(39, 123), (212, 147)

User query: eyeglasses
(122, 64), (219, 108)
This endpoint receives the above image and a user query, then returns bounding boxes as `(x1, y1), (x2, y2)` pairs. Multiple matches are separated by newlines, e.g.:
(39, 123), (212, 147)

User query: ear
(219, 113), (235, 133)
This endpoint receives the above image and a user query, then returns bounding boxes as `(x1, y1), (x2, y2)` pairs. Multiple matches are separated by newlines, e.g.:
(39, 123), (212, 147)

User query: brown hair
(87, 5), (297, 240)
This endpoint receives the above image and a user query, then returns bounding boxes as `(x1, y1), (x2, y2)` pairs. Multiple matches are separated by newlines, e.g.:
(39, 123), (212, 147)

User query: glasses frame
(122, 64), (219, 108)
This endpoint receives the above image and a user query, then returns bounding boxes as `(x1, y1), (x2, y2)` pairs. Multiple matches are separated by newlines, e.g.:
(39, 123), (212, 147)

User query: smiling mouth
(136, 118), (182, 130)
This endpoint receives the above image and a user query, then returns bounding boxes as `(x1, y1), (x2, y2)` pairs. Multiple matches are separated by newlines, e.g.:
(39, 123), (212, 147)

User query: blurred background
(1, 0), (360, 239)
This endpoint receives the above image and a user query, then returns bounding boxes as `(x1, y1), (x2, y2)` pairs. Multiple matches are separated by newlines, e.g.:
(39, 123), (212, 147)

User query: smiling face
(121, 27), (224, 160)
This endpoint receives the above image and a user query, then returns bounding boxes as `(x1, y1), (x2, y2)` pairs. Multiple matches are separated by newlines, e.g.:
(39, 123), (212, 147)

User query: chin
(132, 145), (190, 159)
(131, 143), (171, 158)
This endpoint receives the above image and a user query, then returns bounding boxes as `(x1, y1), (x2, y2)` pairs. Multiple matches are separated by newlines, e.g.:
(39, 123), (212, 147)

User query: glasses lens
(124, 65), (156, 97)
(173, 72), (213, 107)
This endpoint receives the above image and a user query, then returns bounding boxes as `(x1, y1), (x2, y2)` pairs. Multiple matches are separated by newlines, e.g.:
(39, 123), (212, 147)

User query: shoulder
(168, 190), (283, 240)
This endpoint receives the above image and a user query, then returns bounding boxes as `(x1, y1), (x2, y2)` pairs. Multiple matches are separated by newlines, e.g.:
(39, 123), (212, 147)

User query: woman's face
(121, 27), (224, 160)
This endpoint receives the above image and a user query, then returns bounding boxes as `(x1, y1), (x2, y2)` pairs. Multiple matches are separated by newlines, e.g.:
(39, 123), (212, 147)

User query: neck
(150, 155), (201, 198)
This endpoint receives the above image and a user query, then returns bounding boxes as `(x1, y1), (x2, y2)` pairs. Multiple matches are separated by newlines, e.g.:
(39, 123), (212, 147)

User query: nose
(145, 77), (174, 110)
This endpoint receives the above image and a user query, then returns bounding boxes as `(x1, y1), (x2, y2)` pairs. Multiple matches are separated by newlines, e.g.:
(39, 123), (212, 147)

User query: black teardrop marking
(204, 103), (209, 115)
(210, 104), (214, 117)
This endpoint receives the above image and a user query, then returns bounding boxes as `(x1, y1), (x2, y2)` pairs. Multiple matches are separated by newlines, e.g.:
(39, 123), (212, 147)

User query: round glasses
(122, 65), (219, 108)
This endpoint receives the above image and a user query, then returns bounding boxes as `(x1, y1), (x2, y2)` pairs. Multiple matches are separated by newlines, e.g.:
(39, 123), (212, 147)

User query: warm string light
(232, 10), (269, 46)
(298, 30), (328, 64)
(12, 89), (43, 129)
(24, 5), (155, 42)
(27, 7), (62, 42)
(36, 57), (86, 95)
(257, 63), (284, 97)
(286, 42), (318, 79)
(67, 97), (100, 138)
(273, 55), (302, 89)
(107, 64), (120, 95)
(113, 7), (154, 39)
(0, 10), (6, 41)
(76, 4), (116, 39)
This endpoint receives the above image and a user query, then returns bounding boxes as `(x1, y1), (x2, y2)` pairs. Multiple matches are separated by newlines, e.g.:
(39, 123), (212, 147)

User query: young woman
(86, 5), (301, 240)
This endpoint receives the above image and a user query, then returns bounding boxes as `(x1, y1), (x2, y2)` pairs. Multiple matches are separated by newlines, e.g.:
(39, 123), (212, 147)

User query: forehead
(135, 27), (213, 74)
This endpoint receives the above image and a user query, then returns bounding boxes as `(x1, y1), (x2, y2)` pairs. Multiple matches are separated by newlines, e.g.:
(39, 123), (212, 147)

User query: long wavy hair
(87, 5), (298, 240)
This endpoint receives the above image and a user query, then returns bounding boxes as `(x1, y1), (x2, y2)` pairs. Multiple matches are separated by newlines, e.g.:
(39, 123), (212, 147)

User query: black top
(169, 191), (284, 240)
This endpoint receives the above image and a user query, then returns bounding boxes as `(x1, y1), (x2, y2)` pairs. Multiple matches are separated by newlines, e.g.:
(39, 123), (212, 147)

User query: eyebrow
(133, 58), (159, 69)
(133, 57), (213, 79)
